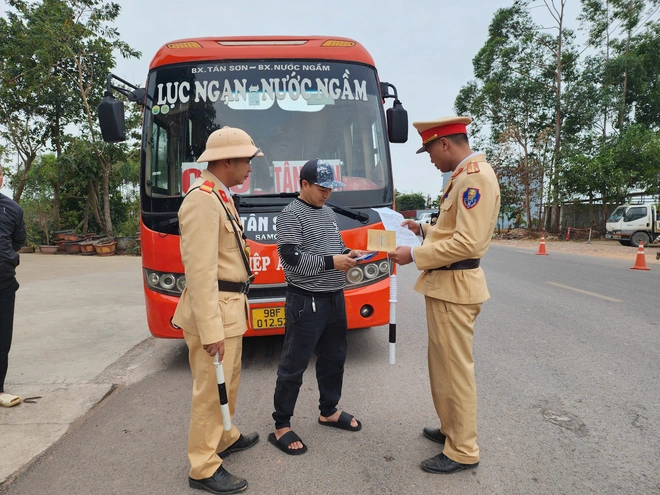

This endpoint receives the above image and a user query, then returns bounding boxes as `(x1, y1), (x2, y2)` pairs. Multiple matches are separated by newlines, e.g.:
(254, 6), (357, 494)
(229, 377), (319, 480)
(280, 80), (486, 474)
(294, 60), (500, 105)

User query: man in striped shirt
(268, 159), (368, 455)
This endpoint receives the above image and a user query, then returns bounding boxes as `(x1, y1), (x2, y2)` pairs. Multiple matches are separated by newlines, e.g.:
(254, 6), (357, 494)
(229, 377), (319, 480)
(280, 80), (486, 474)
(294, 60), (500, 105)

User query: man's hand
(401, 219), (421, 236)
(333, 254), (357, 271)
(203, 340), (225, 361)
(388, 246), (414, 266)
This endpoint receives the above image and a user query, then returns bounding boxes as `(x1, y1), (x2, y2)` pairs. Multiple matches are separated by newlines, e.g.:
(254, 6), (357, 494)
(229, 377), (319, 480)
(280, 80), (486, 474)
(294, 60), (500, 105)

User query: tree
(456, 0), (579, 231)
(1, 0), (140, 235)
(0, 8), (49, 203)
(394, 191), (427, 212)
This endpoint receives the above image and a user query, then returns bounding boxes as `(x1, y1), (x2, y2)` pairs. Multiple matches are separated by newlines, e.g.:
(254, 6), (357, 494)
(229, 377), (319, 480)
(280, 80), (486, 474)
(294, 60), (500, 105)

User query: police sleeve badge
(462, 188), (481, 209)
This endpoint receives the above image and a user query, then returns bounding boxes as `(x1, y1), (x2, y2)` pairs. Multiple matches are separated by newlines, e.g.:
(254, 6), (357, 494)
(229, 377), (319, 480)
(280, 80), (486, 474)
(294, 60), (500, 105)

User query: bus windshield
(142, 60), (392, 223)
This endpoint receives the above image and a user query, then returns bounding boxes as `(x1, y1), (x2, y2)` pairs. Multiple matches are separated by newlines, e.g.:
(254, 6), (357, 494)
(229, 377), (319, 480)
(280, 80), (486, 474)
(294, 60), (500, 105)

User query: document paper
(371, 207), (422, 248)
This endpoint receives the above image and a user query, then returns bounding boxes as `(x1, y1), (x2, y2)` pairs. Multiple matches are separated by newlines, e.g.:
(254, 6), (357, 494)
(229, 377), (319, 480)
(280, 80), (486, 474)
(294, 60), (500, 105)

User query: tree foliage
(457, 0), (660, 231)
(394, 191), (427, 212)
(0, 0), (140, 236)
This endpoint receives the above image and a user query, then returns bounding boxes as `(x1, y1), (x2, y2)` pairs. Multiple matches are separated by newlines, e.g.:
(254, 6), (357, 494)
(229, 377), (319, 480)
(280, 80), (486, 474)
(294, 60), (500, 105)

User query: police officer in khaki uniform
(389, 116), (500, 474)
(173, 126), (262, 494)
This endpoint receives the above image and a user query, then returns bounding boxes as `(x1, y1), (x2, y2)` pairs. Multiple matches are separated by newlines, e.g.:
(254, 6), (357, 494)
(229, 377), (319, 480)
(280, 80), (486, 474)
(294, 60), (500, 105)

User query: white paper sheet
(371, 207), (421, 248)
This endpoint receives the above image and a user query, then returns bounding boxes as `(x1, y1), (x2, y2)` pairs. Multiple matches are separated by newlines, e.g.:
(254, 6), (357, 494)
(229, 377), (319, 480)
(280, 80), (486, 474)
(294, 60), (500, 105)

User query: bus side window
(149, 122), (169, 195)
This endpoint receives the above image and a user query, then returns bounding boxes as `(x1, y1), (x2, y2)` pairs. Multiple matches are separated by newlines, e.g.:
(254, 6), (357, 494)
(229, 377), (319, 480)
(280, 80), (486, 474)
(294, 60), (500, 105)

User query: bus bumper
(144, 276), (393, 339)
(144, 285), (183, 339)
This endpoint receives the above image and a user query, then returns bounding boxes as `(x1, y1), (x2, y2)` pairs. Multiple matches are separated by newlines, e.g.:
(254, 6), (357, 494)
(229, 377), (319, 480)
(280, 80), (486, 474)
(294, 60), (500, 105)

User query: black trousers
(0, 279), (18, 393)
(272, 290), (348, 429)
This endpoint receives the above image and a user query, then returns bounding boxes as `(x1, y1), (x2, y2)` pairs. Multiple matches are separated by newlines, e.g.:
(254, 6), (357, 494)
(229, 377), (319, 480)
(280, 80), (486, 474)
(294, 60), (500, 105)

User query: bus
(98, 35), (408, 338)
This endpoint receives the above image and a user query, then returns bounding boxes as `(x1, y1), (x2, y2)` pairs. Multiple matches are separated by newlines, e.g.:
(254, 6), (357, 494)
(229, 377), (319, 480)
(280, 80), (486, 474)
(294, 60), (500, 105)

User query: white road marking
(546, 282), (622, 302)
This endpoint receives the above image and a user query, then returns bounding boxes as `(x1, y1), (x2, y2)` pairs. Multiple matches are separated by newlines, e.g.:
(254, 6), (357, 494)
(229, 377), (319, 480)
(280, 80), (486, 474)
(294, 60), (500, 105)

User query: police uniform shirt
(412, 153), (501, 304)
(172, 170), (250, 344)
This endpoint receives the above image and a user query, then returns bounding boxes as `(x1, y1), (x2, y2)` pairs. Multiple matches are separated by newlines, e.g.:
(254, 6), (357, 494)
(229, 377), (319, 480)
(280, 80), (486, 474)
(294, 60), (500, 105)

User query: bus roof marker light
(167, 41), (203, 49)
(321, 40), (356, 47)
(218, 40), (307, 46)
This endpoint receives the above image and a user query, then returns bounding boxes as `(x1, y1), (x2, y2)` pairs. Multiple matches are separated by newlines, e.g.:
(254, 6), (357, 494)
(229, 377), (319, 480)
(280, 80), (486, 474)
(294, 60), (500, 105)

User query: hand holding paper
(388, 245), (414, 265)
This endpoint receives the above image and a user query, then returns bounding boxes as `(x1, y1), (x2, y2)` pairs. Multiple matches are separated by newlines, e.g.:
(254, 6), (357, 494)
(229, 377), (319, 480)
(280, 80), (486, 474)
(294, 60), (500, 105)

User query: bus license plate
(251, 307), (285, 330)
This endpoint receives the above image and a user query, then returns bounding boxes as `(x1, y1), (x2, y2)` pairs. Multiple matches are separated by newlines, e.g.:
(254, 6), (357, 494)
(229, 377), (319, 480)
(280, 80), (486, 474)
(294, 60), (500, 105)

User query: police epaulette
(199, 180), (215, 193)
(466, 162), (481, 174)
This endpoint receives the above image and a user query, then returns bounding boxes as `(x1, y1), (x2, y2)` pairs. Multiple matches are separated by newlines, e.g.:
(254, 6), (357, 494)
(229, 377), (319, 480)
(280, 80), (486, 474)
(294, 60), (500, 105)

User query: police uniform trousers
(425, 296), (481, 464)
(184, 331), (243, 480)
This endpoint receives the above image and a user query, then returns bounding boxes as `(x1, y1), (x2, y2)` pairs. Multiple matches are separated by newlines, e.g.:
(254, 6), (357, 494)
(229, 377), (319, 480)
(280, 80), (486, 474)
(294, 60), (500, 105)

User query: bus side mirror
(98, 94), (126, 143)
(387, 100), (408, 143)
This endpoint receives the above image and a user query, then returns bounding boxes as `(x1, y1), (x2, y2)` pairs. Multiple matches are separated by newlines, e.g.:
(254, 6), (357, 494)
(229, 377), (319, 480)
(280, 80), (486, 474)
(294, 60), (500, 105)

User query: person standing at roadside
(173, 127), (261, 494)
(0, 164), (26, 408)
(269, 159), (370, 455)
(389, 116), (500, 474)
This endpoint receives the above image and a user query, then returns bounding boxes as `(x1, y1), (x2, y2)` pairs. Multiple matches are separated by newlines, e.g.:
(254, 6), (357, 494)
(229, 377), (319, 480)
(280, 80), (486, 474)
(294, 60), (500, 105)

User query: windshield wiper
(326, 202), (370, 223)
(233, 193), (298, 209)
(234, 194), (369, 223)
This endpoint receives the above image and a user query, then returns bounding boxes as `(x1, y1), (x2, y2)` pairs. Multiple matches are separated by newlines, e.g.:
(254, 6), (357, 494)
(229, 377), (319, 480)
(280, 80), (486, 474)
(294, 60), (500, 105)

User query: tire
(619, 240), (632, 246)
(630, 231), (651, 247)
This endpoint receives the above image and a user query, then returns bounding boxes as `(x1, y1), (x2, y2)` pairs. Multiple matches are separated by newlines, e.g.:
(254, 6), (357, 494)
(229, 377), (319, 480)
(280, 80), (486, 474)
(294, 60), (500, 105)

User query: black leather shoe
(421, 452), (479, 474)
(189, 466), (247, 494)
(217, 432), (259, 458)
(422, 427), (446, 444)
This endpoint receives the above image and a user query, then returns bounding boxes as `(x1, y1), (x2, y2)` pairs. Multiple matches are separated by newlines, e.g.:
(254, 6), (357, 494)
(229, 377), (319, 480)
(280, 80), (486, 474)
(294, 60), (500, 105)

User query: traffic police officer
(389, 116), (500, 474)
(173, 126), (262, 493)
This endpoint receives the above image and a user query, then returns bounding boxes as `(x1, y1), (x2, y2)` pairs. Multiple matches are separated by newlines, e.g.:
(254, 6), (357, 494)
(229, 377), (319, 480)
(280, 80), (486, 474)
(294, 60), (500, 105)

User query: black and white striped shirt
(277, 198), (349, 293)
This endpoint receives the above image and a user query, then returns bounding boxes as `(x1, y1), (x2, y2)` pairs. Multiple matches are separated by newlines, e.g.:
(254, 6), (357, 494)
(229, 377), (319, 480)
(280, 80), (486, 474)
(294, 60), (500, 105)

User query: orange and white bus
(99, 35), (408, 338)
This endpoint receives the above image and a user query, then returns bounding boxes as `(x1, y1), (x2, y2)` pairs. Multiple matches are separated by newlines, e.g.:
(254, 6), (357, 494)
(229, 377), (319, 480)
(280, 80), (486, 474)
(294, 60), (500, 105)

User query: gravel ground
(491, 238), (660, 262)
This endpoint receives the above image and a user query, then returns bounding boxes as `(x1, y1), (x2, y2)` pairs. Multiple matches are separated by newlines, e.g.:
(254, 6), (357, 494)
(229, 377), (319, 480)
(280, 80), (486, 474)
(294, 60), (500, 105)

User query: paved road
(2, 246), (659, 494)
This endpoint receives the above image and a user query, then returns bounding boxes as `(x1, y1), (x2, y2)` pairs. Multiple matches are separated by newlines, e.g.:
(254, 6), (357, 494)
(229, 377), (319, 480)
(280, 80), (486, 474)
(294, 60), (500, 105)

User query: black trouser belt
(433, 259), (481, 271)
(217, 280), (250, 294)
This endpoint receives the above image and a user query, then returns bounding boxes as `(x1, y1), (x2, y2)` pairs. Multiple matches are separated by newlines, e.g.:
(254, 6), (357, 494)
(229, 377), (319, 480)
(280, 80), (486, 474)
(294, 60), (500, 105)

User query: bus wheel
(630, 232), (651, 247)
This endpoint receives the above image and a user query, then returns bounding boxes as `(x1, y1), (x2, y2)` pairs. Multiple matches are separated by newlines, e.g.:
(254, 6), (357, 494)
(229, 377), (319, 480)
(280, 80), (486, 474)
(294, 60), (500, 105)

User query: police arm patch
(462, 188), (481, 209)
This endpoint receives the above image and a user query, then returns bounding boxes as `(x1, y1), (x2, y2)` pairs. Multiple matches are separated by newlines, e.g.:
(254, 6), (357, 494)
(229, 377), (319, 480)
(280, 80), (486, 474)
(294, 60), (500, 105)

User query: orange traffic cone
(537, 235), (549, 255)
(631, 242), (650, 270)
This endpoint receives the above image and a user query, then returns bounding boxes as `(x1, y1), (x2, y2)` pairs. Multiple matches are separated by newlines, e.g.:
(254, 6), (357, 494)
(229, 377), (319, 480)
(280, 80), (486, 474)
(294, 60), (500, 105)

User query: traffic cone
(537, 235), (549, 255)
(631, 242), (650, 270)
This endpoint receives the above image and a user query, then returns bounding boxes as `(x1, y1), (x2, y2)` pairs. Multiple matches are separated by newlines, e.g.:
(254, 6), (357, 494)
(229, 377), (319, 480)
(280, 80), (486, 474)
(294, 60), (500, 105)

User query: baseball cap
(412, 116), (472, 153)
(197, 126), (264, 163)
(299, 159), (345, 189)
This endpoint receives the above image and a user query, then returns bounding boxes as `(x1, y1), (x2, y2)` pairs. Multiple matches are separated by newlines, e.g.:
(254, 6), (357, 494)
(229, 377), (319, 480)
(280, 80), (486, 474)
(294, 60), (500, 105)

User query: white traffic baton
(389, 273), (397, 365)
(214, 353), (232, 431)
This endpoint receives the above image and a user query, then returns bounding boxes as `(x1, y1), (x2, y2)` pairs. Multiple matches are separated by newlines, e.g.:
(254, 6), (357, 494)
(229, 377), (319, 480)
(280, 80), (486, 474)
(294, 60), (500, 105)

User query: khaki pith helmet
(197, 126), (264, 163)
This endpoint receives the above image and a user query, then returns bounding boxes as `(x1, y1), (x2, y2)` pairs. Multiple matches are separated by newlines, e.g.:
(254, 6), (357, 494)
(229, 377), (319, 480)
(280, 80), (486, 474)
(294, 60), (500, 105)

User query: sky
(0, 0), (584, 198)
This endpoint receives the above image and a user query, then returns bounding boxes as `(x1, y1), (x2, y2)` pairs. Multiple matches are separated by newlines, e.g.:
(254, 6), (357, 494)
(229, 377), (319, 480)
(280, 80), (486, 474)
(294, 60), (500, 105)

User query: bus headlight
(345, 259), (389, 289)
(364, 263), (380, 279)
(346, 267), (364, 284)
(148, 272), (160, 286)
(379, 261), (390, 274)
(144, 269), (186, 296)
(160, 274), (176, 290)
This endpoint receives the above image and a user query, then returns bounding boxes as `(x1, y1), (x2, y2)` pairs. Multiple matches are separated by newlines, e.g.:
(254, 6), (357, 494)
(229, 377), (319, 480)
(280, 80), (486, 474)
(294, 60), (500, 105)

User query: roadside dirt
(491, 238), (660, 262)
